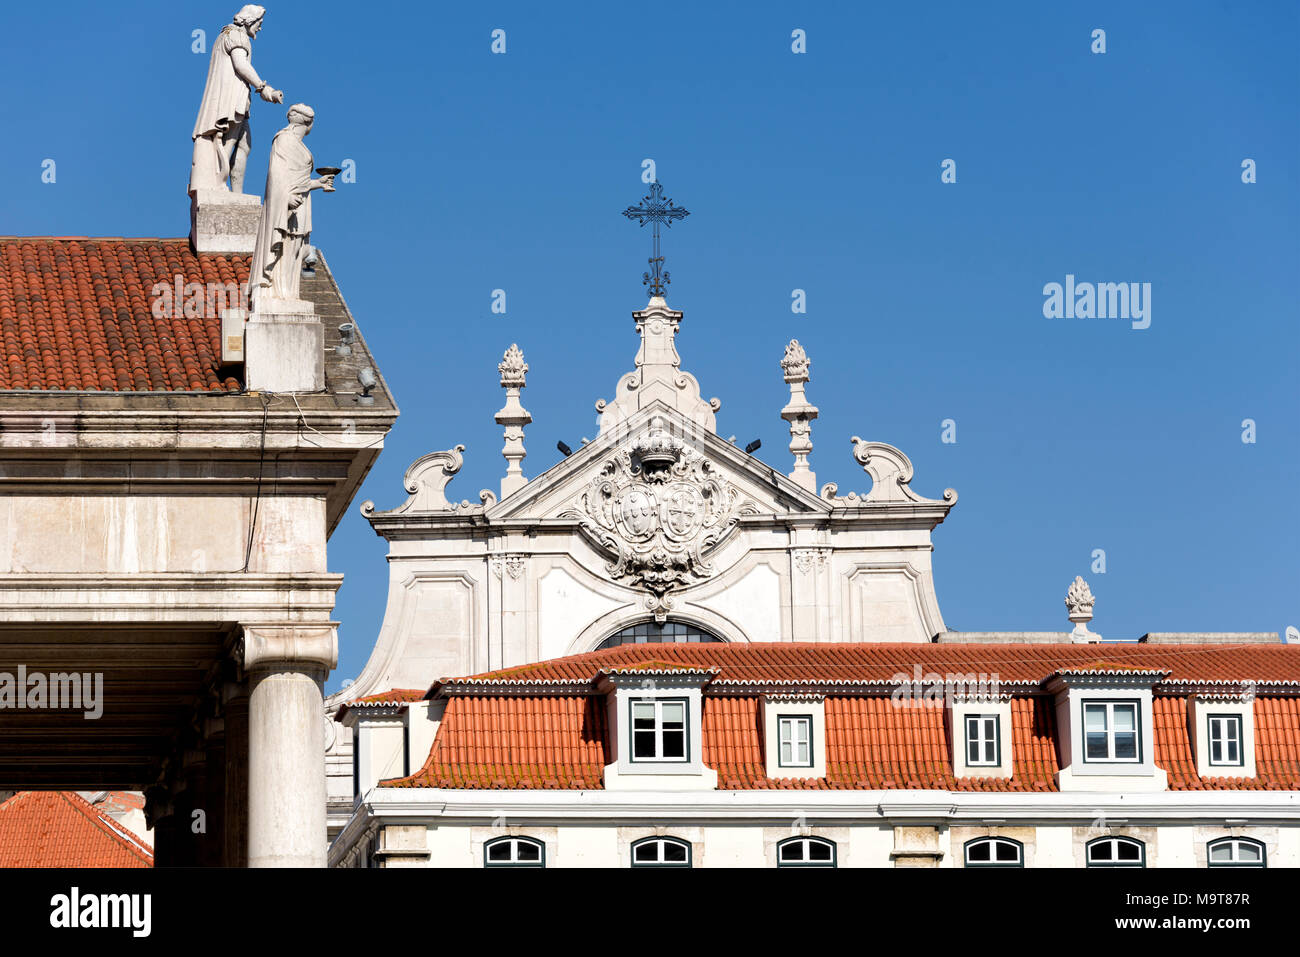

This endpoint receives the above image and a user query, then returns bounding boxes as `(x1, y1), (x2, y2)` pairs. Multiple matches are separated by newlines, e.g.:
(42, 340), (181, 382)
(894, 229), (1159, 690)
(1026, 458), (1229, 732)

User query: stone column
(241, 623), (337, 867)
(222, 684), (250, 868)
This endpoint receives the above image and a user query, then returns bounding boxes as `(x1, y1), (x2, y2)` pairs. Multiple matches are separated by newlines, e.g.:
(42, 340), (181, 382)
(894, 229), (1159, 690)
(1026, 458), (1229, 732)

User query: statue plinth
(244, 297), (325, 393)
(190, 189), (262, 254)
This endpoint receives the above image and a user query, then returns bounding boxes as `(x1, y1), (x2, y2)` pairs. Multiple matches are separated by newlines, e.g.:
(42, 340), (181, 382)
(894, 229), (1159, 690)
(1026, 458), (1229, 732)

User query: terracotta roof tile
(0, 237), (244, 391)
(387, 642), (1300, 793)
(0, 791), (153, 867)
(452, 641), (1300, 687)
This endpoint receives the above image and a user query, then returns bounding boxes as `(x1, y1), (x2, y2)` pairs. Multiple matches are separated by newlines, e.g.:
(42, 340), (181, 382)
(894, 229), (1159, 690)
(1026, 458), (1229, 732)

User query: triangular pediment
(487, 402), (828, 523)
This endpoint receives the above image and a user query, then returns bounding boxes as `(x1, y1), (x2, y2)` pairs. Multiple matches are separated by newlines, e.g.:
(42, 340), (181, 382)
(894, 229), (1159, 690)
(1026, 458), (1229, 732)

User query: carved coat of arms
(560, 417), (757, 611)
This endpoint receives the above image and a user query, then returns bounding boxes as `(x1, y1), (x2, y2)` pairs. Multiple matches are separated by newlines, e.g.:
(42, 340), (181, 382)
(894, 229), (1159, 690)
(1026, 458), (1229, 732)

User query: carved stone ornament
(820, 436), (957, 507)
(498, 343), (528, 388)
(560, 416), (758, 599)
(1065, 575), (1095, 623)
(780, 339), (810, 383)
(360, 444), (496, 517)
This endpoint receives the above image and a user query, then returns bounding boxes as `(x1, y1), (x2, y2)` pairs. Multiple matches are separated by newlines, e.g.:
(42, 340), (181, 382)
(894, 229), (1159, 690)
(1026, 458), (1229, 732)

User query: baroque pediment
(486, 403), (828, 524)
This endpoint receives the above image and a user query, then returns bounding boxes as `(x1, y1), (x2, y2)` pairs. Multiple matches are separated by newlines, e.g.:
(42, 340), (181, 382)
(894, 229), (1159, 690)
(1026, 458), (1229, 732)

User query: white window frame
(630, 837), (692, 868)
(776, 836), (837, 868)
(1082, 700), (1141, 763)
(483, 836), (545, 868)
(963, 837), (1023, 867)
(965, 714), (1000, 767)
(1085, 836), (1145, 868)
(778, 715), (813, 768)
(1207, 837), (1265, 868)
(630, 697), (689, 763)
(1207, 714), (1243, 767)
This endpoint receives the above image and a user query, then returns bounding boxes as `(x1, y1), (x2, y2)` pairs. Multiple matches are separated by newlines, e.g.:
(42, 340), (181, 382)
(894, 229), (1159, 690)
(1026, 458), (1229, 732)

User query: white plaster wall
(537, 567), (624, 661)
(700, 563), (782, 643)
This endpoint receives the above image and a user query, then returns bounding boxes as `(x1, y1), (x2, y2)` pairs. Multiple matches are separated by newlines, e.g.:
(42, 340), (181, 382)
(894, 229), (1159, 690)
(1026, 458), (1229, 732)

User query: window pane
(633, 843), (655, 863)
(664, 842), (687, 863)
(633, 703), (655, 725)
(1084, 705), (1107, 732)
(515, 841), (540, 861)
(782, 842), (804, 862)
(1115, 732), (1138, 760)
(808, 841), (831, 861)
(1237, 842), (1262, 862)
(633, 729), (656, 758)
(1210, 739), (1223, 763)
(1116, 841), (1140, 862)
(968, 841), (990, 862)
(996, 841), (1018, 862)
(1209, 843), (1232, 863)
(661, 701), (685, 725)
(1086, 732), (1109, 759)
(1114, 706), (1136, 732)
(488, 842), (511, 861)
(662, 730), (685, 759)
(1091, 842), (1113, 862)
(781, 741), (793, 764)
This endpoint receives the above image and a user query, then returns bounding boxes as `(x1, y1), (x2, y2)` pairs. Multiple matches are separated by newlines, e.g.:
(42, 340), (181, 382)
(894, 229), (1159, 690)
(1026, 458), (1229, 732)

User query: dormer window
(631, 698), (689, 762)
(600, 668), (718, 789)
(1046, 670), (1167, 791)
(762, 694), (825, 779)
(1208, 714), (1243, 766)
(778, 715), (813, 768)
(965, 714), (1001, 767)
(947, 699), (1012, 779)
(1083, 701), (1141, 762)
(1188, 695), (1255, 779)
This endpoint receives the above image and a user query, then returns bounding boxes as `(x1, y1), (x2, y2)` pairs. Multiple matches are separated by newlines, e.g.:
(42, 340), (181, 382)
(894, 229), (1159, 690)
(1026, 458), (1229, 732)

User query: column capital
(237, 622), (338, 673)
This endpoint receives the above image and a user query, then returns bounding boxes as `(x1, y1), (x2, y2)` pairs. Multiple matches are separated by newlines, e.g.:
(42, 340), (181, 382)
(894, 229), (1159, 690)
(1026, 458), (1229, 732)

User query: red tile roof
(0, 237), (244, 391)
(387, 642), (1300, 792)
(0, 791), (153, 867)
(336, 688), (427, 720)
(443, 641), (1300, 687)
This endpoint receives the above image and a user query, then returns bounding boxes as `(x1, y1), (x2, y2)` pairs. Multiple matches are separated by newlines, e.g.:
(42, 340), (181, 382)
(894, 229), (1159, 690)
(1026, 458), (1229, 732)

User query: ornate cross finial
(622, 181), (690, 298)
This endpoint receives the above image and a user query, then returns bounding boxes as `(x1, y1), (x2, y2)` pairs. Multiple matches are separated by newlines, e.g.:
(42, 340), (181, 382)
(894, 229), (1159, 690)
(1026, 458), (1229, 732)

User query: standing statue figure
(248, 104), (335, 307)
(189, 4), (283, 195)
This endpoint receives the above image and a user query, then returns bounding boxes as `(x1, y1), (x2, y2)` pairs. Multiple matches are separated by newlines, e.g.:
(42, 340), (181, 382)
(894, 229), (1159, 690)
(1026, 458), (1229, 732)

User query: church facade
(325, 291), (1298, 866)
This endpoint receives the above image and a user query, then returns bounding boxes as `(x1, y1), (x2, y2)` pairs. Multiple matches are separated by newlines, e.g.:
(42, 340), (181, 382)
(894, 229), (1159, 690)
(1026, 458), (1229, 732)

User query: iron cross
(622, 181), (690, 297)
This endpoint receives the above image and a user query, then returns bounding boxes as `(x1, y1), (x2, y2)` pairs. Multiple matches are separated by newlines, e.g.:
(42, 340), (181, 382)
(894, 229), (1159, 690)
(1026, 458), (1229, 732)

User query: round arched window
(596, 620), (724, 650)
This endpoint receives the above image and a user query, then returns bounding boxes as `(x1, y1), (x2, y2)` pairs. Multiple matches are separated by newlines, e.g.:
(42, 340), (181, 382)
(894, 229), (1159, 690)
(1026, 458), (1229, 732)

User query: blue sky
(4, 1), (1296, 692)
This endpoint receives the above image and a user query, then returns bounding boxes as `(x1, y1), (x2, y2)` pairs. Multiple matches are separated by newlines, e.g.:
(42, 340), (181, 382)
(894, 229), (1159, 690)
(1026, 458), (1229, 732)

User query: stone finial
(780, 339), (818, 493)
(780, 339), (811, 383)
(494, 344), (532, 500)
(1065, 576), (1100, 643)
(498, 343), (528, 388)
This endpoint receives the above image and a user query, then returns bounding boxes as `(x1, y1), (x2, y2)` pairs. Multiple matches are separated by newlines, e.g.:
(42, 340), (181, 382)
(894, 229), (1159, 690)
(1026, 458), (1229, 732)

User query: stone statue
(247, 104), (335, 307)
(189, 5), (283, 195)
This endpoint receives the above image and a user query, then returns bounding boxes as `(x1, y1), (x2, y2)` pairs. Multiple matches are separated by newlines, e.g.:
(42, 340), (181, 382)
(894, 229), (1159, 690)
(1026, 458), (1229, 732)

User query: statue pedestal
(190, 189), (261, 254)
(245, 298), (325, 393)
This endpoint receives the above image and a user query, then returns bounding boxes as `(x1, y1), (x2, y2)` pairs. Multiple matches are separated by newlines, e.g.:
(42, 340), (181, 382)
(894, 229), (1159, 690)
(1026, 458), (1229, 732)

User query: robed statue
(248, 104), (335, 307)
(189, 4), (283, 194)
